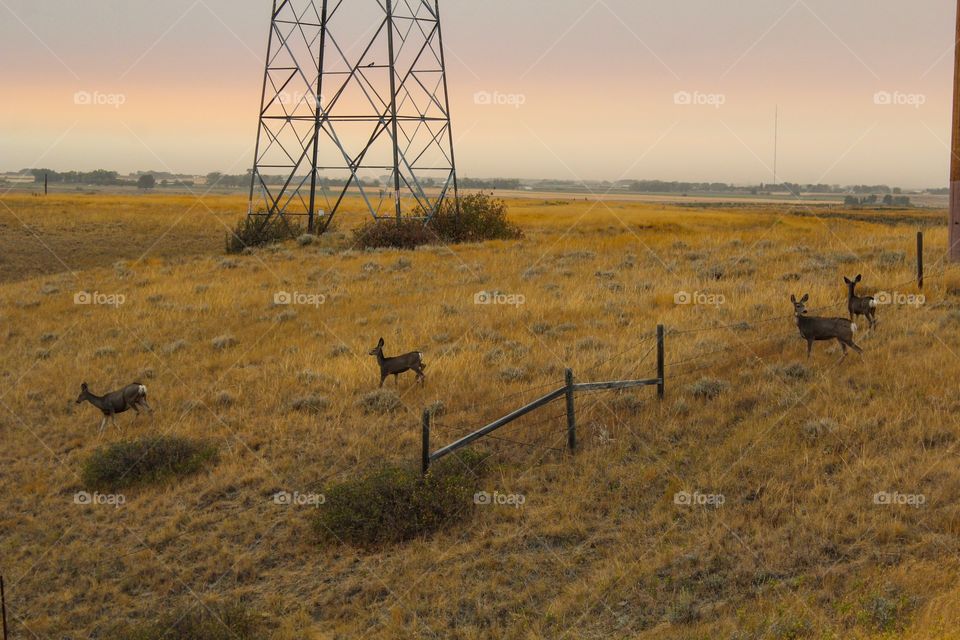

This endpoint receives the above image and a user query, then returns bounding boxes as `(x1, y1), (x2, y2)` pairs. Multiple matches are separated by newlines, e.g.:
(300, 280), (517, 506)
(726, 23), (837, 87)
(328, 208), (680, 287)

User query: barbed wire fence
(418, 235), (952, 471)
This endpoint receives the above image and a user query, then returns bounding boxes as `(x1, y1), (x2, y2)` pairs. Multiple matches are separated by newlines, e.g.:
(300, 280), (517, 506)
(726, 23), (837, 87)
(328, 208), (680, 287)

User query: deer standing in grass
(369, 338), (426, 387)
(844, 274), (878, 329)
(76, 382), (151, 434)
(791, 294), (863, 360)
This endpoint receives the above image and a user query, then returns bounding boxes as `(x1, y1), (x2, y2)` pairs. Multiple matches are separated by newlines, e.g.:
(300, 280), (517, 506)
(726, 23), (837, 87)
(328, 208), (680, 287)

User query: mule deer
(844, 274), (877, 329)
(76, 382), (151, 434)
(791, 294), (863, 360)
(369, 338), (425, 387)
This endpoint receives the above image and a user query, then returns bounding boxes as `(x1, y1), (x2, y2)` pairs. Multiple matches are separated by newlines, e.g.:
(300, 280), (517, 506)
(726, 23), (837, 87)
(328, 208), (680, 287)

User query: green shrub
(225, 215), (303, 254)
(425, 192), (523, 244)
(352, 217), (434, 250)
(83, 436), (218, 490)
(353, 192), (522, 250)
(313, 451), (486, 547)
(106, 602), (261, 639)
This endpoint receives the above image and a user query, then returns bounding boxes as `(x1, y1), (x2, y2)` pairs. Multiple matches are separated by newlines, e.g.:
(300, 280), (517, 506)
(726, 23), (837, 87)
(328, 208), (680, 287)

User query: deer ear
(855, 274), (862, 283)
(844, 277), (852, 285)
(801, 294), (810, 303)
(790, 295), (797, 303)
(81, 382), (88, 390)
(378, 337), (384, 346)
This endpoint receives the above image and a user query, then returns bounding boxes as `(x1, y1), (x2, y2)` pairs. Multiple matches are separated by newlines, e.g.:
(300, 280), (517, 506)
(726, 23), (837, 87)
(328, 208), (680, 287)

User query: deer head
(843, 274), (863, 290)
(76, 382), (90, 404)
(790, 294), (810, 317)
(368, 337), (385, 357)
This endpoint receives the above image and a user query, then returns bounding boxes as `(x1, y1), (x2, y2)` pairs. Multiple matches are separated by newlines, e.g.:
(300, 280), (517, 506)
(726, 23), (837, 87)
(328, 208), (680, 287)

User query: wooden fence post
(657, 325), (665, 400)
(2, 574), (8, 640)
(565, 369), (576, 452)
(917, 231), (924, 290)
(421, 410), (431, 475)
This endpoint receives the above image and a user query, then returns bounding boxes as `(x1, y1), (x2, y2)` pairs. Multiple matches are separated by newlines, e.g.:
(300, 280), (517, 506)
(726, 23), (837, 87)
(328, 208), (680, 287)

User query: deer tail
(850, 323), (858, 334)
(138, 384), (148, 397)
(868, 298), (877, 309)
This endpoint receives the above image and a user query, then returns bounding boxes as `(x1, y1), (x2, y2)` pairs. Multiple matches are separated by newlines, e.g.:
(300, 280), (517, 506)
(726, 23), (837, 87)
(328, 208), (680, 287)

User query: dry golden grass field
(3, 192), (960, 639)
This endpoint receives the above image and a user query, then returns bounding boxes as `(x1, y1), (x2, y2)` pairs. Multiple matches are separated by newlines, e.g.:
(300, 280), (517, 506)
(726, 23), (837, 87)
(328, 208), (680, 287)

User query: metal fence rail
(420, 325), (665, 473)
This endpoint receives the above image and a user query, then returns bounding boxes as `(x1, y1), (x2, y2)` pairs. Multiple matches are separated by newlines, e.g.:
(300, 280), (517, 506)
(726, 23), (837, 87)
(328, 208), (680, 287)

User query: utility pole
(951, 0), (960, 261)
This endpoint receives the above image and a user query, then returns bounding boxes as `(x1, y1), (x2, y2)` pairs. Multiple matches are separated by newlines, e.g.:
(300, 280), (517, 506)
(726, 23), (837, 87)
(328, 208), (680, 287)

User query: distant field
(3, 193), (960, 638)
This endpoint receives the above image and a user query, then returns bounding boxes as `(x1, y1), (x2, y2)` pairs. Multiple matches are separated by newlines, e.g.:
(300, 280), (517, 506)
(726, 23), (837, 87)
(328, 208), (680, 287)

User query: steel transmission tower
(248, 0), (460, 234)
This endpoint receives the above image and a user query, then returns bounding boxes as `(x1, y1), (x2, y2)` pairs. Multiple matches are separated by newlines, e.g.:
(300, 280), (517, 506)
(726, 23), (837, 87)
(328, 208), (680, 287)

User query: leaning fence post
(657, 324), (665, 400)
(565, 369), (576, 452)
(421, 409), (431, 475)
(917, 230), (924, 290)
(1, 574), (8, 640)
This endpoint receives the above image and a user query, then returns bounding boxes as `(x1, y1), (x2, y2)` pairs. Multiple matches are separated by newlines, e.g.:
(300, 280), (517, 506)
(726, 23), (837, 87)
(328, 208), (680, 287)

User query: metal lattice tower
(248, 0), (460, 234)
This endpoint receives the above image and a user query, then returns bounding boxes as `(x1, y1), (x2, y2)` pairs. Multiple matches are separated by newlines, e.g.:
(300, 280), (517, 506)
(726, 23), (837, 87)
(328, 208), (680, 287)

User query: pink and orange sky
(1, 0), (958, 188)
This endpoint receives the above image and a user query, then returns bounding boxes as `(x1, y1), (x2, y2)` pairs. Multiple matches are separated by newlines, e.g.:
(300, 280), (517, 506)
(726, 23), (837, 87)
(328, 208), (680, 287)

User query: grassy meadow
(2, 191), (960, 638)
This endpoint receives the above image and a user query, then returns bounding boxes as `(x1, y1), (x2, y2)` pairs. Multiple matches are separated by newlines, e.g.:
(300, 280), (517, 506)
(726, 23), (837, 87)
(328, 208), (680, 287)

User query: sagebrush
(83, 436), (218, 490)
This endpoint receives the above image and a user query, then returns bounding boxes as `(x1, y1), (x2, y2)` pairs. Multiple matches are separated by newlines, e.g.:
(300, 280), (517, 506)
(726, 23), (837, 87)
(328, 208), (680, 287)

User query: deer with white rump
(843, 274), (878, 329)
(369, 337), (426, 387)
(791, 294), (863, 360)
(76, 382), (151, 434)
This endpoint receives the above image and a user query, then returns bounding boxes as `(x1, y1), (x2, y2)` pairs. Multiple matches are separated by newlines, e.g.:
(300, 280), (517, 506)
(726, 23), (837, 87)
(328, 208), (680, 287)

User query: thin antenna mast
(951, 0), (960, 260)
(773, 105), (778, 188)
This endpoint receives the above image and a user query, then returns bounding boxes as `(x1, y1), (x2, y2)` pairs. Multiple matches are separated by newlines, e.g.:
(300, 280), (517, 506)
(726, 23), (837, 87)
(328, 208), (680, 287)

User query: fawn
(791, 294), (863, 360)
(76, 382), (151, 434)
(369, 338), (426, 387)
(844, 274), (878, 329)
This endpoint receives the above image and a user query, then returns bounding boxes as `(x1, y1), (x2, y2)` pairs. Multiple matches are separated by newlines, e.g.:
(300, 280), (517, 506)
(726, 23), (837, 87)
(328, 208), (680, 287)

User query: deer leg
(98, 416), (107, 435)
(379, 375), (386, 388)
(394, 373), (400, 387)
(141, 399), (152, 413)
(806, 339), (813, 358)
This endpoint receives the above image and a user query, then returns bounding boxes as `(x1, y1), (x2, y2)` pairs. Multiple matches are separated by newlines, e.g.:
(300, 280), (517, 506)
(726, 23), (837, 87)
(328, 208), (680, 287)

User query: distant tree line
(207, 171), (380, 189)
(31, 169), (128, 185)
(844, 194), (912, 207)
(15, 168), (949, 198)
(459, 178), (523, 190)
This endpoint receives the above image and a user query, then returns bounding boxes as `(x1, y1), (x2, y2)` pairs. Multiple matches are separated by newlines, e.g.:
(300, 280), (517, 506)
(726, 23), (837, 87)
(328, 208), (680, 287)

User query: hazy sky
(1, 0), (957, 187)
